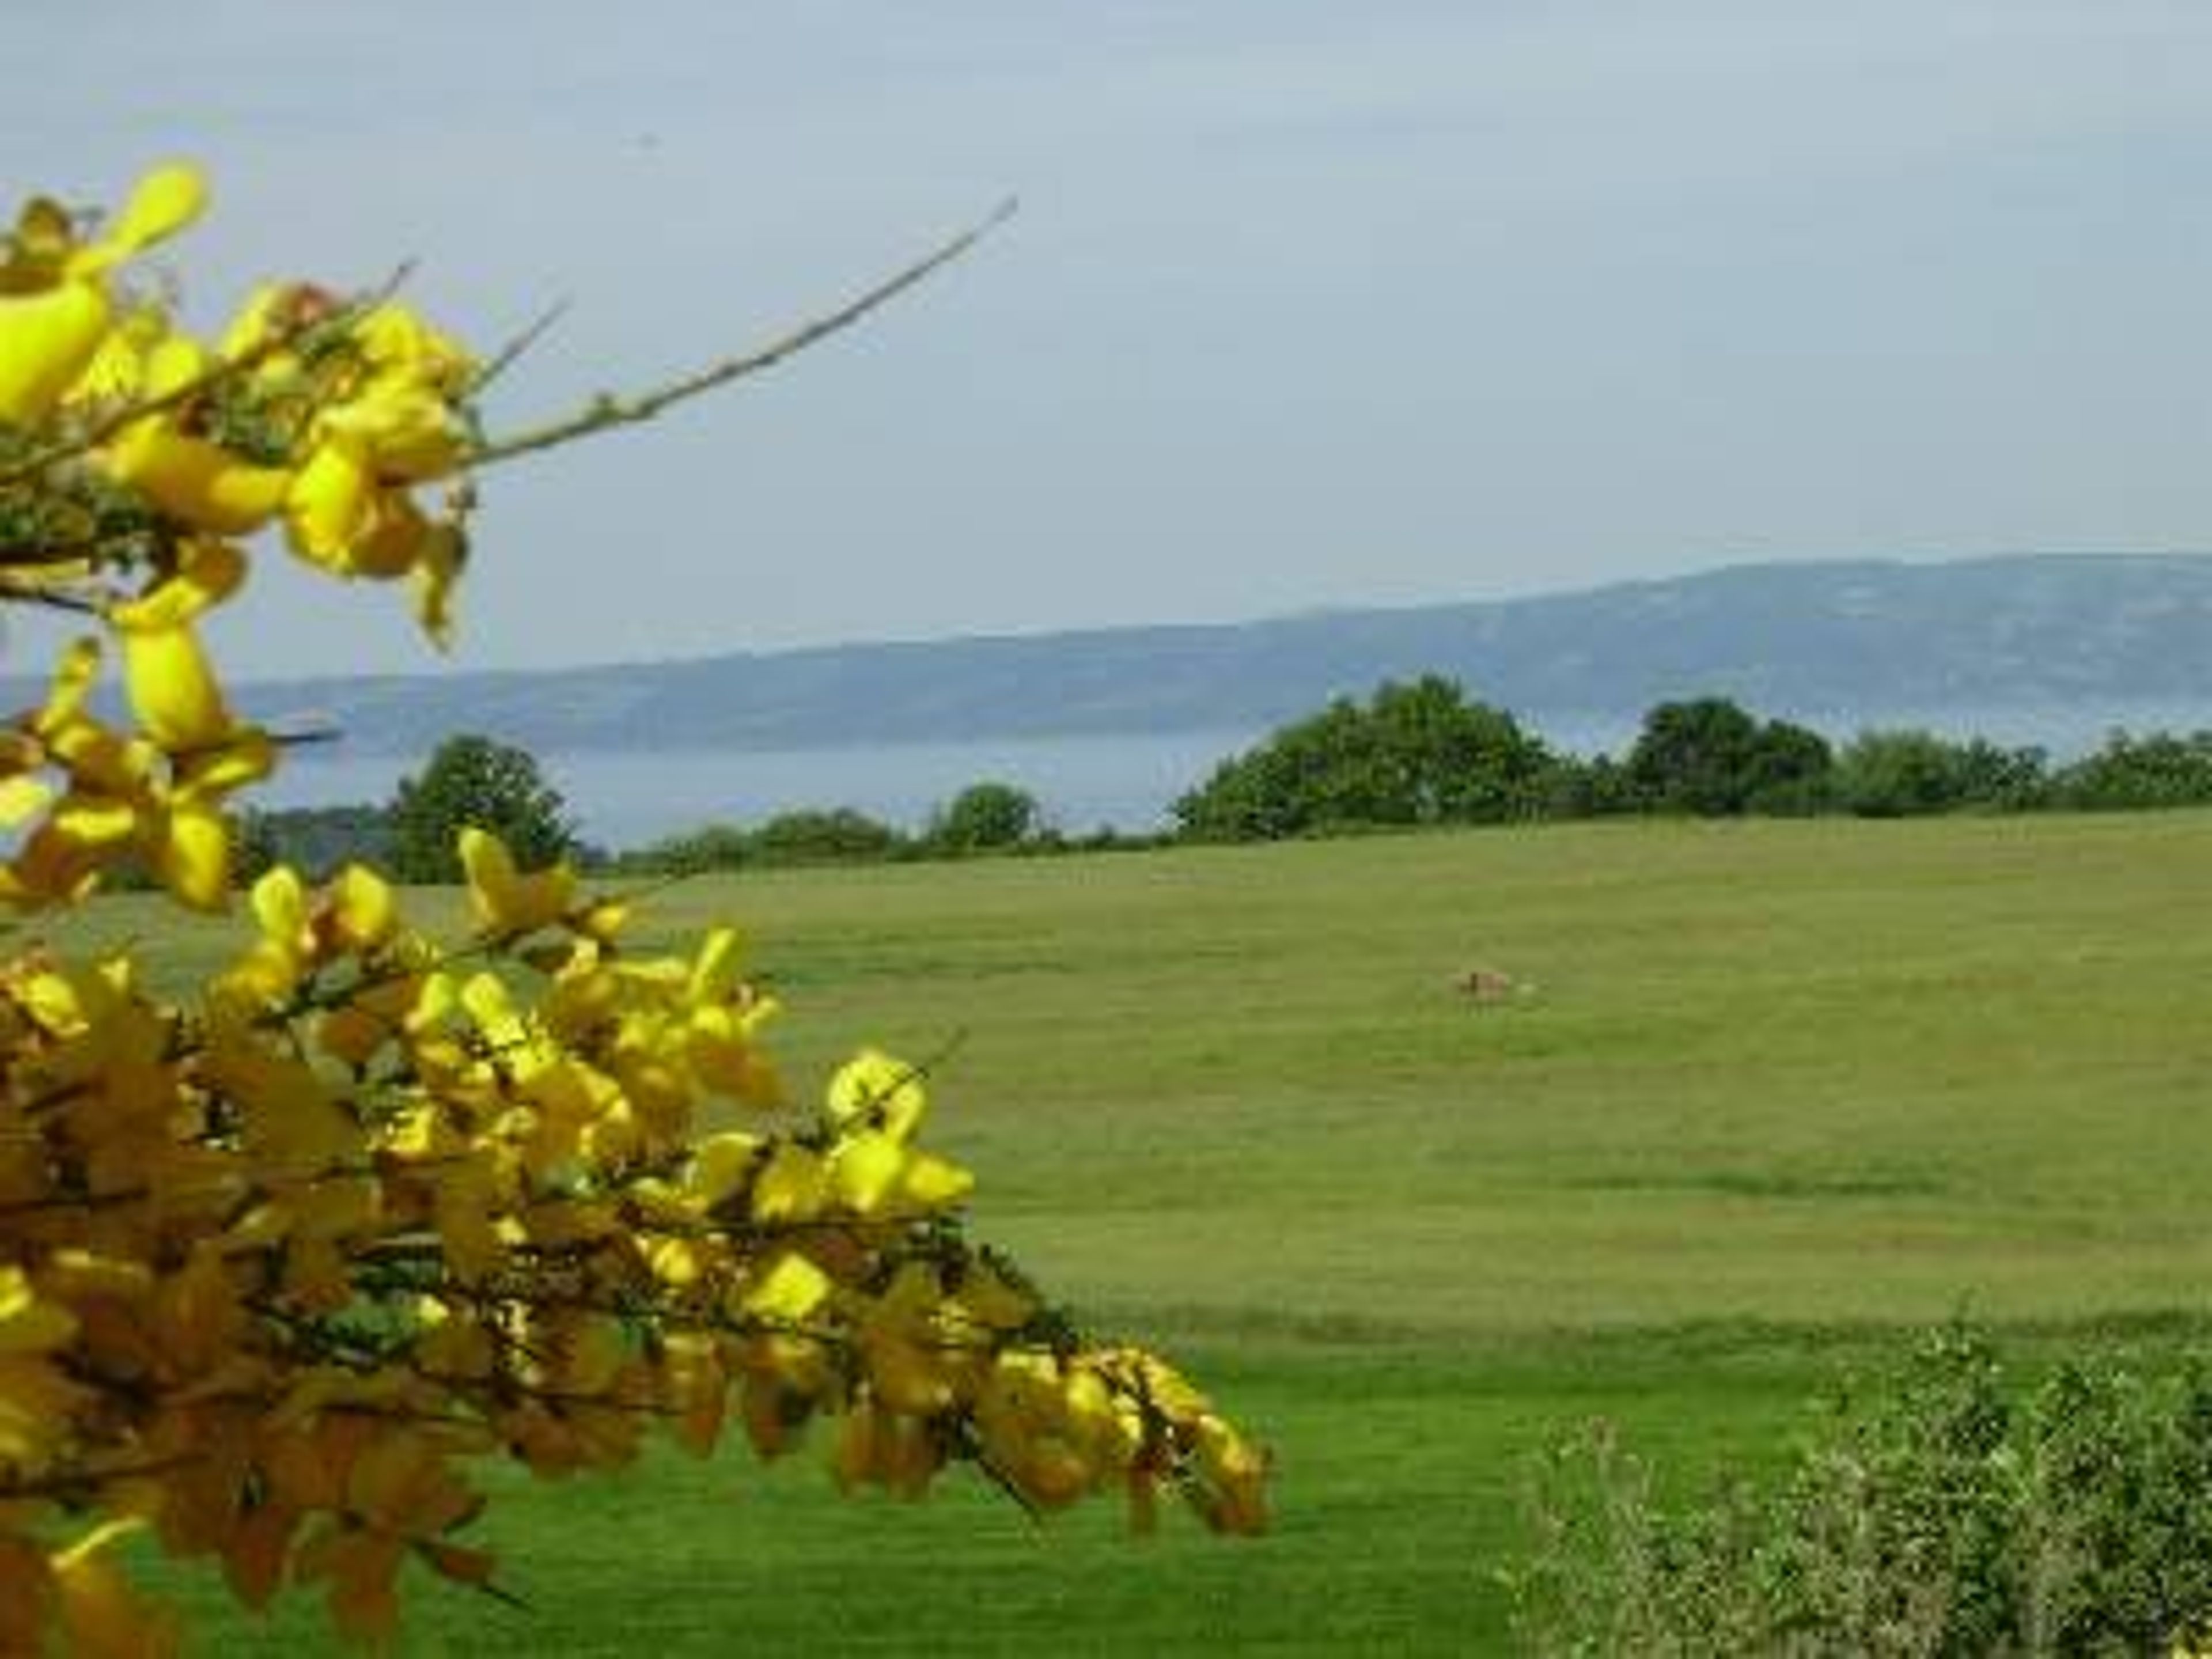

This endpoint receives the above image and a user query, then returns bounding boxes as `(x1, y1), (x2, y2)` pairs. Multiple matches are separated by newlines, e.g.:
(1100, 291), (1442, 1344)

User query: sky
(7, 1), (2209, 680)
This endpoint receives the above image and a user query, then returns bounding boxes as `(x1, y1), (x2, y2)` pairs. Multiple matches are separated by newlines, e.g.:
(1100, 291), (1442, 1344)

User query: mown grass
(58, 810), (2212, 1652)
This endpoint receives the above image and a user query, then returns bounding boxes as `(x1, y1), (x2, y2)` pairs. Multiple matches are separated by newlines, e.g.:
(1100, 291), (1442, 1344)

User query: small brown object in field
(1456, 967), (1517, 1003)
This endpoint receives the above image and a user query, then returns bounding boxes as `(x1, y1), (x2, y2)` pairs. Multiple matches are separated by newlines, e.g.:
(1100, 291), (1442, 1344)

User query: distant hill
(83, 554), (2212, 755)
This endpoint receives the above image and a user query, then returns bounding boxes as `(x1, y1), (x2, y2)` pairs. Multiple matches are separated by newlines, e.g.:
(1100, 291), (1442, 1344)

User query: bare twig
(465, 198), (1018, 471)
(469, 298), (572, 396)
(0, 581), (100, 613)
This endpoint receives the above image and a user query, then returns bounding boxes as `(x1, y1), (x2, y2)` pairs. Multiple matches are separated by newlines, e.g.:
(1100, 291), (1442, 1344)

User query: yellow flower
(0, 1265), (78, 1354)
(751, 1142), (829, 1225)
(107, 540), (248, 753)
(352, 301), (476, 395)
(283, 438), (386, 573)
(66, 164), (209, 281)
(741, 1251), (831, 1324)
(458, 825), (575, 938)
(827, 1047), (928, 1142)
(326, 862), (400, 950)
(0, 163), (206, 425)
(219, 863), (314, 1004)
(688, 1130), (763, 1209)
(317, 377), (471, 483)
(152, 794), (232, 912)
(279, 298), (475, 634)
(102, 334), (292, 533)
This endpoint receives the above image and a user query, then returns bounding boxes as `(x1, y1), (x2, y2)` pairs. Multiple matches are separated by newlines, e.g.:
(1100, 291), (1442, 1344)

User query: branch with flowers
(0, 165), (1266, 1651)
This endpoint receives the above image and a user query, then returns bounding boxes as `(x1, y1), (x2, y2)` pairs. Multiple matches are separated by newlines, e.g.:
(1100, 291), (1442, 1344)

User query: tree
(626, 820), (754, 876)
(750, 805), (904, 864)
(928, 780), (1042, 854)
(0, 164), (1262, 1651)
(2052, 729), (2212, 810)
(1623, 697), (1834, 816)
(389, 733), (577, 882)
(1175, 676), (1552, 840)
(1834, 729), (1972, 817)
(239, 801), (398, 879)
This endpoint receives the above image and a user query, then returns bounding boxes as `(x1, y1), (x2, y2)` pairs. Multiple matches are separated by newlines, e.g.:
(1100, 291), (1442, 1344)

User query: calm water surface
(258, 701), (2212, 853)
(261, 729), (1272, 850)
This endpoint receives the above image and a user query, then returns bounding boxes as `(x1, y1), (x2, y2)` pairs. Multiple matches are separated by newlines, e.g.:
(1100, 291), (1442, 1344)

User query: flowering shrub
(0, 165), (1264, 1650)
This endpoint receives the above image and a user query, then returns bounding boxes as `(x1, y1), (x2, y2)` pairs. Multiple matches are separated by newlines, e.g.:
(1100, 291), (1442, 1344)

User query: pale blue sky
(9, 2), (2208, 677)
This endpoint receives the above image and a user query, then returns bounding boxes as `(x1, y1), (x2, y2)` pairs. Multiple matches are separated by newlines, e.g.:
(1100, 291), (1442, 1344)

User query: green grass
(53, 810), (2212, 1652)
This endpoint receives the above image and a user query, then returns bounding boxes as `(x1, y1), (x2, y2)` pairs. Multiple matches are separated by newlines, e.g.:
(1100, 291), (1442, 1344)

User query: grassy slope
(69, 810), (2212, 1652)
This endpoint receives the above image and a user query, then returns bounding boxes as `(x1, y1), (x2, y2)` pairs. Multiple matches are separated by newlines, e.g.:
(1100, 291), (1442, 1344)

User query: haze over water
(262, 701), (2212, 852)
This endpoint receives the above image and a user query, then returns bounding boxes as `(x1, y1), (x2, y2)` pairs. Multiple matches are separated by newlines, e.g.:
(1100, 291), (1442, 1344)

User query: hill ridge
(77, 552), (2212, 754)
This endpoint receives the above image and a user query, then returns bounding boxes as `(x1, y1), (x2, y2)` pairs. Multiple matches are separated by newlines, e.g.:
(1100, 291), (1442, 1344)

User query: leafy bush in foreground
(1509, 1325), (2212, 1655)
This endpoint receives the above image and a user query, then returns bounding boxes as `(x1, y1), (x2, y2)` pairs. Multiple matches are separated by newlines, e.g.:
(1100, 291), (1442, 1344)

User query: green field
(63, 810), (2212, 1652)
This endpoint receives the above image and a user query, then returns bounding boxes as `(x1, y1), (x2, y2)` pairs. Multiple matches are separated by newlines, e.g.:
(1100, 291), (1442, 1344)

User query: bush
(236, 802), (395, 878)
(749, 806), (905, 865)
(626, 820), (755, 876)
(926, 781), (1043, 854)
(0, 161), (1264, 1650)
(1509, 1325), (2212, 1654)
(2051, 730), (2212, 810)
(1835, 730), (2050, 817)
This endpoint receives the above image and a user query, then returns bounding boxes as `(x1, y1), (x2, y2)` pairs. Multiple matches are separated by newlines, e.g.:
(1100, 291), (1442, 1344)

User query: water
(260, 729), (1269, 850)
(256, 700), (2212, 853)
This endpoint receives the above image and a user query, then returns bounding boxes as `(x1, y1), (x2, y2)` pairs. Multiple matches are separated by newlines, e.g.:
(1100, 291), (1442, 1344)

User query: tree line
(1173, 676), (2212, 840)
(239, 737), (1069, 882)
(239, 680), (2212, 880)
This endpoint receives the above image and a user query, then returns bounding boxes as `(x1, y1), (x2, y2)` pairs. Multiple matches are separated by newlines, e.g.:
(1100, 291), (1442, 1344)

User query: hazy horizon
(10, 4), (2209, 680)
(174, 547), (2192, 686)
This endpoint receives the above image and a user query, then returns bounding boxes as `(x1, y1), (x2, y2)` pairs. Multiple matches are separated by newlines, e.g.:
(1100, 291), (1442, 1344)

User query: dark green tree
(388, 733), (577, 882)
(1174, 676), (1552, 840)
(2052, 730), (2212, 810)
(927, 781), (1043, 854)
(1834, 730), (2047, 817)
(1624, 697), (1763, 813)
(627, 821), (753, 876)
(240, 802), (397, 877)
(1624, 698), (1834, 815)
(1834, 729), (1972, 817)
(749, 807), (904, 865)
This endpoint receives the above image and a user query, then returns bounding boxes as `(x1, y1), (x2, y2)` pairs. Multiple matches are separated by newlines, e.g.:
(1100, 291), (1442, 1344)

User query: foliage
(236, 802), (394, 881)
(626, 820), (757, 877)
(1621, 696), (1835, 816)
(748, 806), (905, 866)
(21, 800), (2212, 1649)
(1173, 675), (1554, 841)
(925, 780), (1042, 855)
(623, 783), (1063, 875)
(1510, 1325), (2212, 1654)
(2051, 729), (2212, 810)
(1834, 729), (2050, 818)
(387, 733), (575, 883)
(0, 164), (1263, 1652)
(1172, 685), (2212, 838)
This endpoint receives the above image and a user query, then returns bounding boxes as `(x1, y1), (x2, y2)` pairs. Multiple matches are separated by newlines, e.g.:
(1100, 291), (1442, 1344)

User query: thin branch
(264, 724), (347, 750)
(465, 198), (1018, 471)
(0, 581), (100, 613)
(469, 298), (571, 397)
